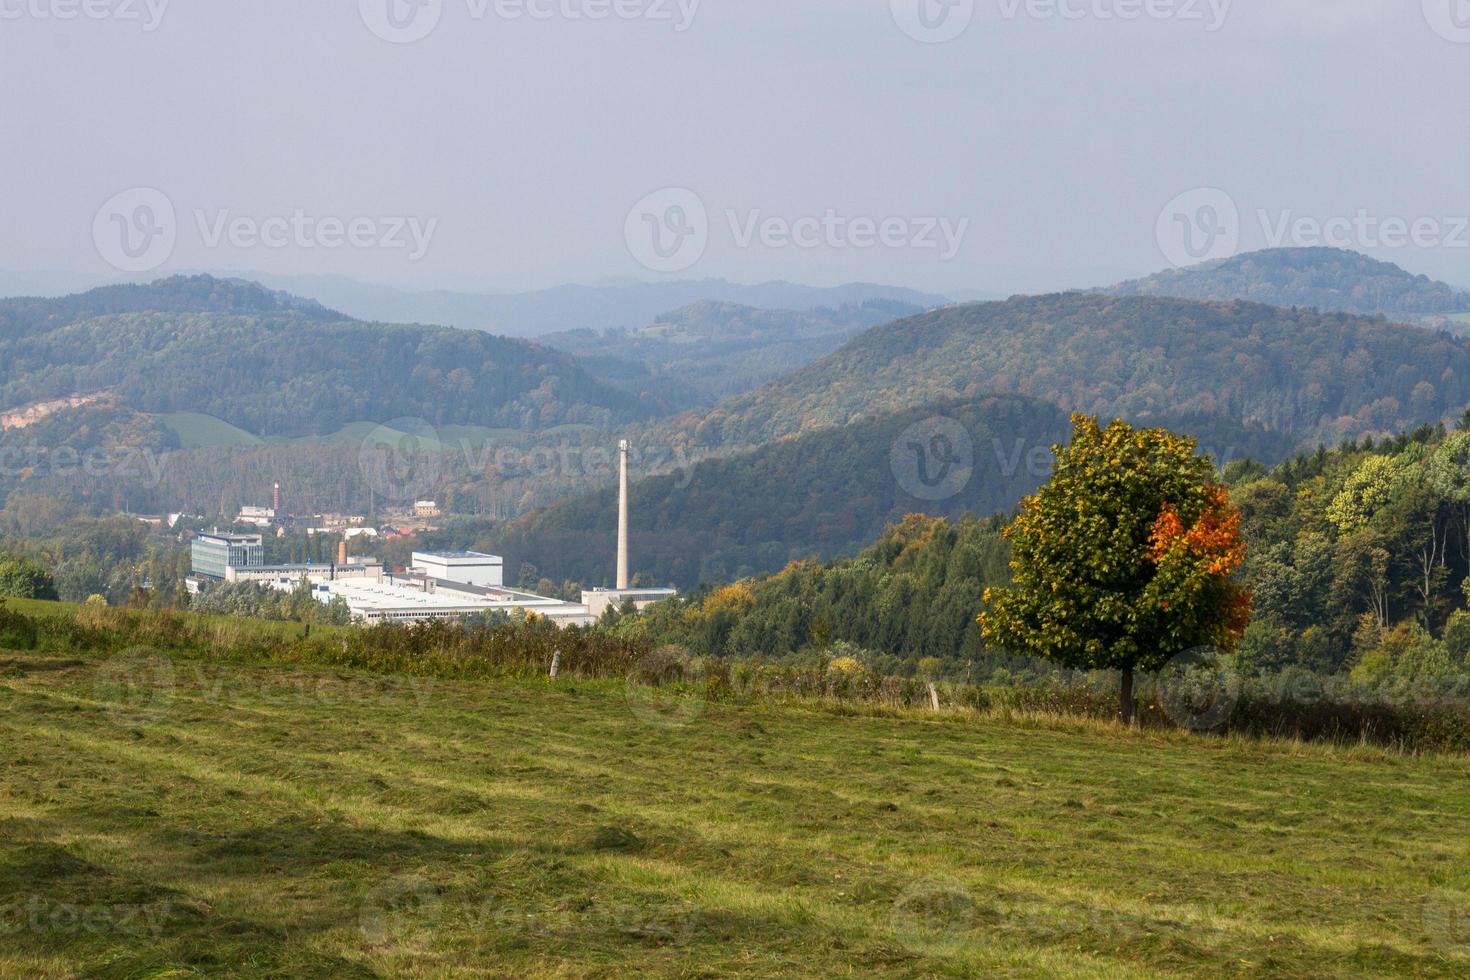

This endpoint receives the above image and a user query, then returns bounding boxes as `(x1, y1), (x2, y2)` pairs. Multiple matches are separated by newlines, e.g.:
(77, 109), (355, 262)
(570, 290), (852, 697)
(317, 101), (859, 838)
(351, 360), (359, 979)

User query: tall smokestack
(338, 538), (348, 567)
(617, 439), (630, 590)
(273, 482), (281, 515)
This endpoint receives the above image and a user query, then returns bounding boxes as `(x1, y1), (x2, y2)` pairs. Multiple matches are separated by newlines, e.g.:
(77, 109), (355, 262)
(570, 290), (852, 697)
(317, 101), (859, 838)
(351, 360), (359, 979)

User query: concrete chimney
(617, 439), (630, 590)
(273, 482), (281, 515)
(338, 538), (348, 567)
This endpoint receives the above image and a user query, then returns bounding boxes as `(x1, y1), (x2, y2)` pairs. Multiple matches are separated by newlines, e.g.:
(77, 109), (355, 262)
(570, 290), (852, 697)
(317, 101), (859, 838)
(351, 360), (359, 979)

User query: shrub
(0, 553), (58, 601)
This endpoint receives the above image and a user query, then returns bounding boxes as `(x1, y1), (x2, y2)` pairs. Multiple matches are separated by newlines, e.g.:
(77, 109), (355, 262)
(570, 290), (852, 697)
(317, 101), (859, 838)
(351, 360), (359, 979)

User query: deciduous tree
(979, 416), (1250, 722)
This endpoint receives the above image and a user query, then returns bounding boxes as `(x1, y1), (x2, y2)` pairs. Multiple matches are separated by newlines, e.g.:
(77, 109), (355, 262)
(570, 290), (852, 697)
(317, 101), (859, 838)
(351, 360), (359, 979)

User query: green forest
(471, 397), (1296, 590)
(626, 417), (1470, 693)
(659, 292), (1470, 455)
(0, 312), (653, 438)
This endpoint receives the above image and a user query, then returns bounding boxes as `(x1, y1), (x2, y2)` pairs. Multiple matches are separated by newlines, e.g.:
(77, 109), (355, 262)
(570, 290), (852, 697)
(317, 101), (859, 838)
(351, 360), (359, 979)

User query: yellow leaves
(704, 582), (757, 616)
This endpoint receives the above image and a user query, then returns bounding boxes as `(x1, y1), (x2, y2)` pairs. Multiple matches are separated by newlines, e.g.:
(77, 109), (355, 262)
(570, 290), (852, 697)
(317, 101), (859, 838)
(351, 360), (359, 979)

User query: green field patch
(2, 649), (1470, 976)
(157, 412), (264, 449)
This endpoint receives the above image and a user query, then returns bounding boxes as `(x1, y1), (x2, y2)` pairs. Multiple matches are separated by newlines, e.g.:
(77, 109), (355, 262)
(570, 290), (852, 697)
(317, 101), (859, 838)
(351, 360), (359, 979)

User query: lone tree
(979, 416), (1250, 723)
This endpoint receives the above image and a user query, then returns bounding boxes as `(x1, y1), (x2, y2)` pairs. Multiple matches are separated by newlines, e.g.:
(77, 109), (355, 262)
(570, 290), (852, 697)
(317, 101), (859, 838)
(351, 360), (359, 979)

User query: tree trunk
(1119, 667), (1137, 727)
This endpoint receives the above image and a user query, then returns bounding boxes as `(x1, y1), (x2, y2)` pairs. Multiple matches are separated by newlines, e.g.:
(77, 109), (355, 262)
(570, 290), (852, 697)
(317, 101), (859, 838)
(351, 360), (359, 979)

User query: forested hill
(476, 396), (1294, 590)
(540, 298), (920, 411)
(657, 292), (1470, 458)
(0, 276), (660, 438)
(484, 396), (1069, 589)
(1108, 248), (1470, 317)
(0, 275), (342, 339)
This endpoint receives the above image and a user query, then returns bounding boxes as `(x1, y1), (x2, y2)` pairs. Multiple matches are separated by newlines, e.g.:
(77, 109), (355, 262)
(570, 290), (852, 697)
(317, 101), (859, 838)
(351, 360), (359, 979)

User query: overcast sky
(3, 0), (1467, 296)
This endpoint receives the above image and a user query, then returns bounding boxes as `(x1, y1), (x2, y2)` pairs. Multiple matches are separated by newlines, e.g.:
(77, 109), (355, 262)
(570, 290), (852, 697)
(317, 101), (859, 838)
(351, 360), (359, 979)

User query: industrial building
(582, 587), (680, 619)
(296, 575), (595, 627)
(225, 561), (383, 586)
(191, 531), (264, 579)
(190, 443), (675, 627)
(410, 551), (503, 587)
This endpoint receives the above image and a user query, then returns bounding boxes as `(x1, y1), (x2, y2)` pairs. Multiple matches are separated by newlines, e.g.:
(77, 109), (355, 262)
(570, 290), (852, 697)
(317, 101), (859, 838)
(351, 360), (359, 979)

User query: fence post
(928, 683), (941, 712)
(549, 649), (561, 679)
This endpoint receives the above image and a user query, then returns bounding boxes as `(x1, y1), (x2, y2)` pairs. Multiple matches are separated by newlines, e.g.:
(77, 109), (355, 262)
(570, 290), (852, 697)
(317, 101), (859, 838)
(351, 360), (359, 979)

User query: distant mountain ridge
(1108, 247), (1470, 317)
(240, 272), (948, 337)
(540, 298), (922, 410)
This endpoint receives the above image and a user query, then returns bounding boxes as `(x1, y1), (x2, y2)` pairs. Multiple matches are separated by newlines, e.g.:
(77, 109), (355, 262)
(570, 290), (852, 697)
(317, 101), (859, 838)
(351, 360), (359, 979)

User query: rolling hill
(540, 298), (922, 410)
(655, 292), (1470, 457)
(0, 275), (675, 516)
(0, 275), (341, 339)
(0, 275), (659, 441)
(1108, 247), (1470, 318)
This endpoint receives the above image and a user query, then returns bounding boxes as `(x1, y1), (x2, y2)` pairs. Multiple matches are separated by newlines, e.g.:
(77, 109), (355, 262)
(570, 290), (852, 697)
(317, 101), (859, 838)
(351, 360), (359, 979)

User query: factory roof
(310, 577), (585, 617)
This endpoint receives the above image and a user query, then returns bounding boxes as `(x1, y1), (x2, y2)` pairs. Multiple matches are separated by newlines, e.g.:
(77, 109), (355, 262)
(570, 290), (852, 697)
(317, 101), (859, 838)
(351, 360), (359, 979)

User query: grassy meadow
(3, 631), (1470, 977)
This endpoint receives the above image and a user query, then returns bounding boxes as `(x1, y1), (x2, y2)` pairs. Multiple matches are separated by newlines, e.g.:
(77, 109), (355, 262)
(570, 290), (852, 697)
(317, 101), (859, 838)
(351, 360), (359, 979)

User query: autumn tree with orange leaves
(979, 416), (1251, 724)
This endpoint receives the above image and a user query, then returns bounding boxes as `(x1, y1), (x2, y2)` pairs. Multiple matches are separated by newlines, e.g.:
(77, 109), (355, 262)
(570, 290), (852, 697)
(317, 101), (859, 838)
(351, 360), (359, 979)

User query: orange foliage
(1147, 487), (1246, 577)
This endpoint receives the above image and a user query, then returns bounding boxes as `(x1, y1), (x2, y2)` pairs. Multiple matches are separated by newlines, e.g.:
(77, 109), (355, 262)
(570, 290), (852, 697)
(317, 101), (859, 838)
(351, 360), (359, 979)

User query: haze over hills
(1107, 247), (1470, 319)
(540, 298), (922, 411)
(654, 292), (1470, 458)
(237, 272), (948, 338)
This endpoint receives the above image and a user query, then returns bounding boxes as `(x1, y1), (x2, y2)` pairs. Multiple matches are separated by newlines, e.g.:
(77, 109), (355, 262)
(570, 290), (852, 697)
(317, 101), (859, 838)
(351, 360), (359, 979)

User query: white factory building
(410, 551), (503, 587)
(299, 574), (596, 627)
(258, 555), (592, 627)
(247, 442), (675, 627)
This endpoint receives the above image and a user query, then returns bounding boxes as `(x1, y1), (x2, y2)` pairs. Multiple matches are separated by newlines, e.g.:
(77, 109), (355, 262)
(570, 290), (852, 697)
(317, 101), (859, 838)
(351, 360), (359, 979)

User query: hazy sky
(3, 0), (1467, 296)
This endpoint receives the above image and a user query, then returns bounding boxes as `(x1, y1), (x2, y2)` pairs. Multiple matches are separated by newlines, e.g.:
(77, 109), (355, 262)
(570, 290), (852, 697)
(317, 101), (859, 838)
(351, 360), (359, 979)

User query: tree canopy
(978, 416), (1250, 719)
(0, 551), (59, 601)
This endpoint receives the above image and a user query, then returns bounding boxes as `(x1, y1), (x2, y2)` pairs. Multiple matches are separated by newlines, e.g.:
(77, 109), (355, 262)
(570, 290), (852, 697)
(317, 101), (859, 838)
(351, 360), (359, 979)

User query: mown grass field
(3, 643), (1470, 977)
